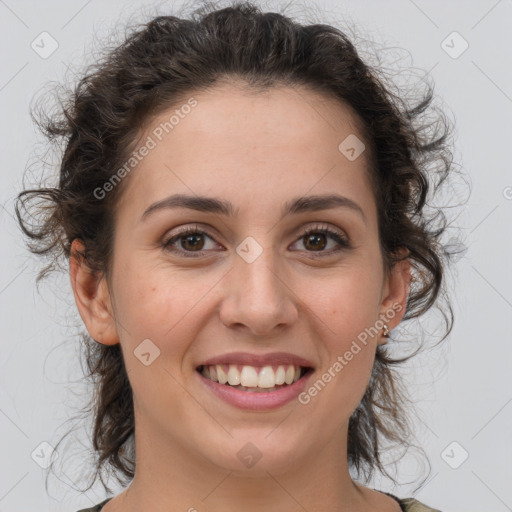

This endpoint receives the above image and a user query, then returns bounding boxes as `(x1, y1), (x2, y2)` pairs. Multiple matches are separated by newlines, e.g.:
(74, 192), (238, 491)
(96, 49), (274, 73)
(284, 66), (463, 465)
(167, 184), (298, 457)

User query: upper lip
(197, 352), (315, 369)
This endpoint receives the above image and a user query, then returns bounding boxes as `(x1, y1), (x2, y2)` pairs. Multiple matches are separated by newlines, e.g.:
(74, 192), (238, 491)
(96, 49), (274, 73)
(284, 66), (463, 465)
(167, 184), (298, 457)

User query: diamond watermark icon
(31, 441), (58, 469)
(441, 31), (469, 59)
(134, 338), (161, 366)
(338, 134), (365, 161)
(31, 31), (59, 59)
(237, 442), (263, 468)
(441, 441), (469, 469)
(236, 236), (263, 264)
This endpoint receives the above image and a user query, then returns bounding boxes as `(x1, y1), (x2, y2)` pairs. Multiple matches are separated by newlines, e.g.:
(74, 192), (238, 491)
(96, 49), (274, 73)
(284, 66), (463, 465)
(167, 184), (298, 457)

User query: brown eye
(291, 224), (350, 257)
(162, 226), (219, 257)
(303, 232), (328, 251)
(179, 232), (206, 251)
(162, 223), (350, 259)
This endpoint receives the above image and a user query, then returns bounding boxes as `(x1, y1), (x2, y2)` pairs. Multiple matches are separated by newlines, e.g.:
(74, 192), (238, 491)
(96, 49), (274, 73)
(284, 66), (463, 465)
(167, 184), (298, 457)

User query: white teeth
(258, 366), (275, 388)
(275, 365), (286, 385)
(285, 365), (295, 385)
(201, 364), (305, 389)
(227, 364), (241, 386)
(216, 364), (228, 384)
(240, 366), (259, 387)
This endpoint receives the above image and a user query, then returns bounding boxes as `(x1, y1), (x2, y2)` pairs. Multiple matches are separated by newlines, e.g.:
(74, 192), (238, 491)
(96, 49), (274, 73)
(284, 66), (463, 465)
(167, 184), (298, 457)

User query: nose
(218, 244), (299, 337)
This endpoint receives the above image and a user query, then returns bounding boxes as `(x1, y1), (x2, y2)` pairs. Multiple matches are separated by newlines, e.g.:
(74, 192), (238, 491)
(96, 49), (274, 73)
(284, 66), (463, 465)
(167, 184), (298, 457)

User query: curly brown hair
(15, 0), (459, 494)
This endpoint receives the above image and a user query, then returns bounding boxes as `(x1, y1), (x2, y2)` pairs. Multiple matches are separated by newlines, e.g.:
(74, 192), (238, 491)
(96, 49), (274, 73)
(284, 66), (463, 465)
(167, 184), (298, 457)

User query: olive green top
(76, 493), (442, 511)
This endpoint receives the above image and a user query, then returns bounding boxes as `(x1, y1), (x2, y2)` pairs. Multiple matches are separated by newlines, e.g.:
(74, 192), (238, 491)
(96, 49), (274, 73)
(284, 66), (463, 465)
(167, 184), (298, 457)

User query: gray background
(1, 0), (511, 511)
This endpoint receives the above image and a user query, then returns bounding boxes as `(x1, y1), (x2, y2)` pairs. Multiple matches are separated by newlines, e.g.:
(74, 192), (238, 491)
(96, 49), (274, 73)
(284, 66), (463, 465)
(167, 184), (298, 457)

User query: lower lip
(198, 369), (314, 411)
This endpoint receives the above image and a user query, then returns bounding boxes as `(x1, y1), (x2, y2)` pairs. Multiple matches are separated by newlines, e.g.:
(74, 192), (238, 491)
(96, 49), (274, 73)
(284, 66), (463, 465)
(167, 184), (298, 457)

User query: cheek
(112, 262), (217, 351)
(306, 277), (380, 413)
(308, 268), (383, 341)
(111, 267), (205, 408)
(304, 268), (382, 399)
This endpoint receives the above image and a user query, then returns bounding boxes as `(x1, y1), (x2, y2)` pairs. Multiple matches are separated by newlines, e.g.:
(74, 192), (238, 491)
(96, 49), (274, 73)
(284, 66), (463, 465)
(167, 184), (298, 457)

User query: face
(71, 83), (409, 479)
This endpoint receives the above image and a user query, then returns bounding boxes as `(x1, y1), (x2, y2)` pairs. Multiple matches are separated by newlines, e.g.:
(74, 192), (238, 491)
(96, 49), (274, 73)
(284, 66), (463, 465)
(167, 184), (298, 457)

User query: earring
(382, 324), (390, 338)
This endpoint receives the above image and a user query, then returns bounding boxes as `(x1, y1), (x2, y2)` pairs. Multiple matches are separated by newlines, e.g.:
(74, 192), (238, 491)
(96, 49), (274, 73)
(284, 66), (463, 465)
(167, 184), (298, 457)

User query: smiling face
(70, 82), (410, 489)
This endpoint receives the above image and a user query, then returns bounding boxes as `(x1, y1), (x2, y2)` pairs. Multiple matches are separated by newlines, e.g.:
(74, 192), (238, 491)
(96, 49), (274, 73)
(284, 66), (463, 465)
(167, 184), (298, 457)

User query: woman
(16, 1), (456, 510)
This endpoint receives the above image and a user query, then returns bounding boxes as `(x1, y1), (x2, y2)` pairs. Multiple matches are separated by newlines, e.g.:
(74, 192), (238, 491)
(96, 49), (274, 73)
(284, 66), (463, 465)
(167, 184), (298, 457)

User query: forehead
(144, 82), (366, 158)
(117, 83), (375, 224)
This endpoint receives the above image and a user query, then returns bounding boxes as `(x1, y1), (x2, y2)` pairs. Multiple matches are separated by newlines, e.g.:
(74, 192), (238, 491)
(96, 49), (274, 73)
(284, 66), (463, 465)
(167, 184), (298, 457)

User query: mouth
(196, 363), (314, 393)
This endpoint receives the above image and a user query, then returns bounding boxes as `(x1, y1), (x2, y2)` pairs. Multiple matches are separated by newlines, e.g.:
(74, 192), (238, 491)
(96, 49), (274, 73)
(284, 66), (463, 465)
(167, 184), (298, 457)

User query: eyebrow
(140, 193), (366, 223)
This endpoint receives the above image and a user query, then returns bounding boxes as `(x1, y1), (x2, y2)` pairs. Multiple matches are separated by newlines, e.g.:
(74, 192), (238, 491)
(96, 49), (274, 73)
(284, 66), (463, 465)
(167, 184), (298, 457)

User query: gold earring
(382, 324), (390, 338)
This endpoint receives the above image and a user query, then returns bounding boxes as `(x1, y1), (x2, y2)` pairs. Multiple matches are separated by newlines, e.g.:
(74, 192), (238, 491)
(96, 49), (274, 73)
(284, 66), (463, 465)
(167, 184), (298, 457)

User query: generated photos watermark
(298, 302), (403, 405)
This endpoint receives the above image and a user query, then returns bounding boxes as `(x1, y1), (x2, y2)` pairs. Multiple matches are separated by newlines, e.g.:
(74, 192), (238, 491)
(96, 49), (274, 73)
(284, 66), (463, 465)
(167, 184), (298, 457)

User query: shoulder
(75, 497), (112, 512)
(383, 490), (442, 512)
(398, 497), (443, 512)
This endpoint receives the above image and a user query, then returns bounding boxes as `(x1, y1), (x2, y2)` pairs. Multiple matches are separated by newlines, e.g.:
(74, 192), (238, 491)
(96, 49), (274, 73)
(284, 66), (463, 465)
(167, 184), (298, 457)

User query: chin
(202, 436), (306, 476)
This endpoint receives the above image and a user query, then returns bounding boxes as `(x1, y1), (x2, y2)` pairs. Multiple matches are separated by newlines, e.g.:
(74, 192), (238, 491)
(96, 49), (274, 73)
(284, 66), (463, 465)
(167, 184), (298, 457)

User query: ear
(69, 239), (119, 345)
(378, 249), (411, 344)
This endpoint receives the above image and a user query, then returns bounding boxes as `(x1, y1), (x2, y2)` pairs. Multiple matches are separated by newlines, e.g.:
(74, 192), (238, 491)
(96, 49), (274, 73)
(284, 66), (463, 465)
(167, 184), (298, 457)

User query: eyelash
(161, 223), (351, 259)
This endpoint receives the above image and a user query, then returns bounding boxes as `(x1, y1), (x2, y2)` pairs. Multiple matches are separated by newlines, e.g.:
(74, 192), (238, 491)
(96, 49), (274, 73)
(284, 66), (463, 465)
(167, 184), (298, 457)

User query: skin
(70, 82), (410, 512)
